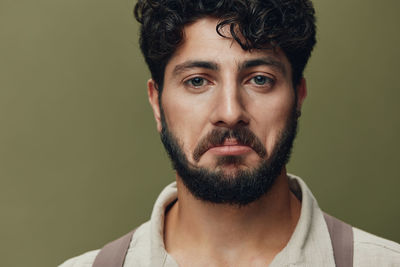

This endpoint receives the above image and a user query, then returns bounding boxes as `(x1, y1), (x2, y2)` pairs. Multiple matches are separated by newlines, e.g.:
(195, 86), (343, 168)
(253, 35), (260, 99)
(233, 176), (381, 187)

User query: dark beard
(159, 106), (298, 206)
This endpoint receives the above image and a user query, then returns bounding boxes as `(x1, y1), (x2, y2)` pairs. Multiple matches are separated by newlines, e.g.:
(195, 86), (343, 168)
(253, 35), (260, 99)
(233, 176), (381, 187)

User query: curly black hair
(134, 0), (316, 91)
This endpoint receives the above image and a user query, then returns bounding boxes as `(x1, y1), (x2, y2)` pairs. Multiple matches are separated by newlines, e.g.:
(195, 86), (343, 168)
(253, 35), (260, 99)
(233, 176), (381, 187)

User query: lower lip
(207, 145), (253, 156)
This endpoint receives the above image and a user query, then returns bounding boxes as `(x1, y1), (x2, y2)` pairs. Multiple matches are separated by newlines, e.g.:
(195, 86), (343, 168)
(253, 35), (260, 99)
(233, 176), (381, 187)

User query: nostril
(237, 120), (248, 126)
(214, 119), (248, 128)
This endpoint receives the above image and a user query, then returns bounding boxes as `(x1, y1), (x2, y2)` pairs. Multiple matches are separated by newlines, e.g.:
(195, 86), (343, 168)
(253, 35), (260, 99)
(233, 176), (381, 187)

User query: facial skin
(148, 17), (307, 205)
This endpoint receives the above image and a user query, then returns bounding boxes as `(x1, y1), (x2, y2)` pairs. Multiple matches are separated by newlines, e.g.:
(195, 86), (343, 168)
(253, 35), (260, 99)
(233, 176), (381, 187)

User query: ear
(147, 79), (162, 133)
(296, 77), (307, 111)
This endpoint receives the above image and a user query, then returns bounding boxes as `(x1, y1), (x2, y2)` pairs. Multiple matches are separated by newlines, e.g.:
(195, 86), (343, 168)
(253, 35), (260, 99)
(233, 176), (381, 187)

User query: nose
(210, 83), (250, 128)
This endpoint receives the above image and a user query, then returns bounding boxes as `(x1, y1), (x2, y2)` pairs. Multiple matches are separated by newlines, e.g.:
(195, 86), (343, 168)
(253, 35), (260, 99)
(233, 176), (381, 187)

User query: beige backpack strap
(92, 229), (136, 267)
(323, 213), (354, 267)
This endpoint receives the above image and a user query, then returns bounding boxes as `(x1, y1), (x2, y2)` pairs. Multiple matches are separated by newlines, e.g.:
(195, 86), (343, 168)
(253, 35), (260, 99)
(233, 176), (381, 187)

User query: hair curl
(134, 0), (316, 90)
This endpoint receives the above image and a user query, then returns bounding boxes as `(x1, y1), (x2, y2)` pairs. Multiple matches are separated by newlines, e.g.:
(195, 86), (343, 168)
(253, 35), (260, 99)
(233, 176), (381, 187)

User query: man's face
(148, 18), (306, 205)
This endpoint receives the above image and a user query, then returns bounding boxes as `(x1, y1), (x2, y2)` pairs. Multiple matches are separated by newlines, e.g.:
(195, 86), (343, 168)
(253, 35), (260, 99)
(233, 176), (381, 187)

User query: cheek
(161, 92), (209, 156)
(265, 112), (291, 153)
(251, 92), (295, 154)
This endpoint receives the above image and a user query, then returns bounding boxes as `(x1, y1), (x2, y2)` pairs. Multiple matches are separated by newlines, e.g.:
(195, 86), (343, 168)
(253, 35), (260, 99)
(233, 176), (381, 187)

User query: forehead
(165, 17), (291, 77)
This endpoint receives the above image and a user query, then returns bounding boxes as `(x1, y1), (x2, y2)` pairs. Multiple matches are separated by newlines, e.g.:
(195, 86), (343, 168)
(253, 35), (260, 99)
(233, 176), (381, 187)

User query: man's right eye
(185, 77), (205, 87)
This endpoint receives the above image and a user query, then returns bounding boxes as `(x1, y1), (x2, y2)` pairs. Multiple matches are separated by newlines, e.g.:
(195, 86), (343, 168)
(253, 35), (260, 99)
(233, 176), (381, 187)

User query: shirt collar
(148, 174), (335, 266)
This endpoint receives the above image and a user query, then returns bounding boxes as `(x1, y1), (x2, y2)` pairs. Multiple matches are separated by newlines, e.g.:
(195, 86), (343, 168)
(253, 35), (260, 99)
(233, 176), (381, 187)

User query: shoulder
(58, 222), (150, 267)
(58, 249), (99, 267)
(353, 227), (400, 266)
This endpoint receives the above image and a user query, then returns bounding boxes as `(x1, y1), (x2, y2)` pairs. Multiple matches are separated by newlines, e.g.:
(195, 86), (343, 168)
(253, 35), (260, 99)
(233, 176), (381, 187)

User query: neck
(164, 168), (301, 266)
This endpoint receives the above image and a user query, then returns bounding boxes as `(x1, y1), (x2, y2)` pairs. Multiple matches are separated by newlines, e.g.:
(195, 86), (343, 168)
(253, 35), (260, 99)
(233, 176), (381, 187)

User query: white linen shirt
(60, 174), (400, 266)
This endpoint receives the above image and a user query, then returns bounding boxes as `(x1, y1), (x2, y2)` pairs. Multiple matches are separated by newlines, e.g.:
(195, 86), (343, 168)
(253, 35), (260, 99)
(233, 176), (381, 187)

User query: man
(61, 0), (400, 266)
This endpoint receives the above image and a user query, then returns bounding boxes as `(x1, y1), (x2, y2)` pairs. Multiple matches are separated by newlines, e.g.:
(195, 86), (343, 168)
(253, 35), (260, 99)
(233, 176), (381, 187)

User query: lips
(219, 139), (241, 146)
(192, 128), (267, 162)
(204, 138), (251, 153)
(206, 140), (253, 156)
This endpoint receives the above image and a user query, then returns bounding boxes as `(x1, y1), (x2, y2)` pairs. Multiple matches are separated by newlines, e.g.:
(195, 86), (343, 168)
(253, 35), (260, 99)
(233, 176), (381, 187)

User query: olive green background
(0, 0), (399, 266)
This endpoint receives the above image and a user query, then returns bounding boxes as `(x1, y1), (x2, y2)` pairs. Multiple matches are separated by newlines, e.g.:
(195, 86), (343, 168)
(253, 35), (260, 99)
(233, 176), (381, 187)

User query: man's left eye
(250, 75), (273, 86)
(186, 77), (205, 87)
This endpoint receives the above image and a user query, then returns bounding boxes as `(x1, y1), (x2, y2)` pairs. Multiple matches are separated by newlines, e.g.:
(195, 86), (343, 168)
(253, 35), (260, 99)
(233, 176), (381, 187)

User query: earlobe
(147, 79), (162, 132)
(296, 78), (307, 111)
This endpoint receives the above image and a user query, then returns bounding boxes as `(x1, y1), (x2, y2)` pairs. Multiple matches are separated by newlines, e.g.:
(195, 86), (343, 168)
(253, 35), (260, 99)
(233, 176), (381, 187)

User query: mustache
(192, 128), (267, 162)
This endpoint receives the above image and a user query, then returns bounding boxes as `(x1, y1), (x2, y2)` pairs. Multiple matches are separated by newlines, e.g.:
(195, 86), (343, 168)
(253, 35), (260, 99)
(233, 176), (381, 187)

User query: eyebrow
(238, 57), (287, 76)
(172, 60), (219, 75)
(172, 57), (286, 76)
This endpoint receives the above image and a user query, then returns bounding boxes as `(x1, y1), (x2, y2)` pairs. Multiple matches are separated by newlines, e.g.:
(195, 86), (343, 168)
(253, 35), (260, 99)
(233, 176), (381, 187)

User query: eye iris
(254, 76), (266, 85)
(191, 77), (204, 86)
